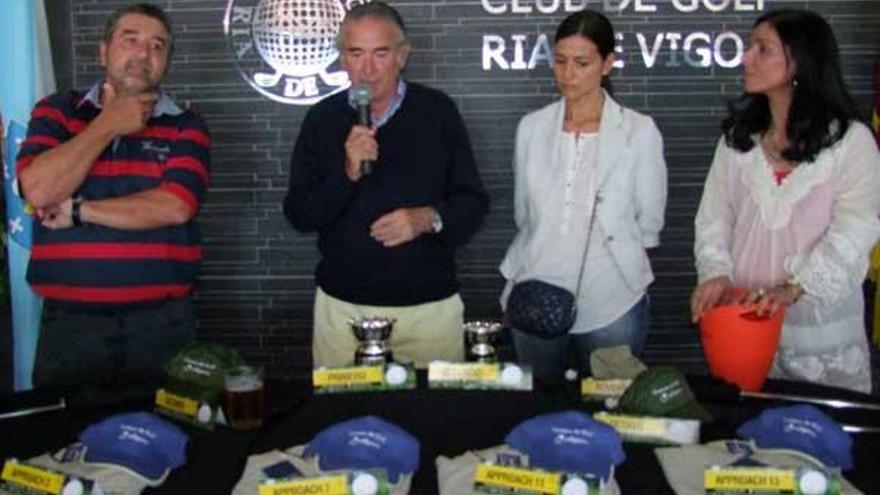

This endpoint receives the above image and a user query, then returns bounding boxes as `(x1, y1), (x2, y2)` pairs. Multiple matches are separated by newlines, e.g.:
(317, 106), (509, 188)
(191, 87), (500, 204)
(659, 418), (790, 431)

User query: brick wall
(52, 0), (880, 378)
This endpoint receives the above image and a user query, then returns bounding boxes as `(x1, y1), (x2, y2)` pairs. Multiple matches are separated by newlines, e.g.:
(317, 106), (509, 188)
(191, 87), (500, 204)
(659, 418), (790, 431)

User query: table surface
(2, 374), (879, 494)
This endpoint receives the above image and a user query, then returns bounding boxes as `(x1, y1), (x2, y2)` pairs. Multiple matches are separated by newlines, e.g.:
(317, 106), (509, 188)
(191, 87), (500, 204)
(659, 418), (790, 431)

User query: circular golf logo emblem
(224, 0), (367, 105)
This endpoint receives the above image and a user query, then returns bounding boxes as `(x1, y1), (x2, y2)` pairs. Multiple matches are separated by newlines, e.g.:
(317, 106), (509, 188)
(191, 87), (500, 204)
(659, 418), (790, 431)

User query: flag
(873, 58), (880, 146)
(0, 0), (55, 390)
(872, 58), (880, 347)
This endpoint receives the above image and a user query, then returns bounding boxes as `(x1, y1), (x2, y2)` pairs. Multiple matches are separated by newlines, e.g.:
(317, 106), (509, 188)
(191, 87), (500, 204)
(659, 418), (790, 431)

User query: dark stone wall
(46, 0), (880, 378)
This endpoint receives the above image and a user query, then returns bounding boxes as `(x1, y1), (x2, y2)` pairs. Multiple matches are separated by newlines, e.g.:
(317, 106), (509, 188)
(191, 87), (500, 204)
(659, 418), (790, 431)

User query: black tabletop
(2, 374), (879, 494)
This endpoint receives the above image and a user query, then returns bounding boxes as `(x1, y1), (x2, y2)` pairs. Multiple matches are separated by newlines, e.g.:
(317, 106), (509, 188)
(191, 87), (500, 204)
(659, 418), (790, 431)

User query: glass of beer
(223, 365), (265, 430)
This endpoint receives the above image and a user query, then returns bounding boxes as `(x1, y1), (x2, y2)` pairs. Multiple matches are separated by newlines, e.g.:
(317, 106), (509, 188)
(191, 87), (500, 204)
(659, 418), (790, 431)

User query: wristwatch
(72, 197), (84, 227)
(430, 209), (443, 234)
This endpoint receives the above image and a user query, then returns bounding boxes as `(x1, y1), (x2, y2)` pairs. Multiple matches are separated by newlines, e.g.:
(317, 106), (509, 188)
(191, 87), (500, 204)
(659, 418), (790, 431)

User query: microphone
(353, 84), (373, 176)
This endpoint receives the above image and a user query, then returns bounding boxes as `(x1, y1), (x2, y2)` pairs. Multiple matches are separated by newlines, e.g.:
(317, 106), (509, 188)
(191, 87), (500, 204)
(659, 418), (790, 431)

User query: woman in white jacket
(690, 9), (880, 393)
(500, 10), (667, 384)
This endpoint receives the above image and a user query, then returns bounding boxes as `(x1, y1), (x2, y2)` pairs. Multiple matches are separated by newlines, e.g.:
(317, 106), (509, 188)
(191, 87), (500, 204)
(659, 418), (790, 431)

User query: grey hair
(103, 3), (174, 55)
(337, 1), (408, 49)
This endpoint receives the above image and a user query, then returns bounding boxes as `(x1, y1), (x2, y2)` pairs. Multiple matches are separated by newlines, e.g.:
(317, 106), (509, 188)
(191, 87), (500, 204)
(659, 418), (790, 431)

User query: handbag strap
(571, 191), (599, 299)
(511, 193), (600, 298)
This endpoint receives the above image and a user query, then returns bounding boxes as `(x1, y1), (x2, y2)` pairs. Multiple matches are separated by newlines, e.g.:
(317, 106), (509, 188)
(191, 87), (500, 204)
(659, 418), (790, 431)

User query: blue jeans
(512, 294), (650, 385)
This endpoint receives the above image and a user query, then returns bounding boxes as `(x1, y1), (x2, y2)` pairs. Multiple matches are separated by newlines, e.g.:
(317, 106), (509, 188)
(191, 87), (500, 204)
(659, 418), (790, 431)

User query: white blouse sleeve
(694, 137), (736, 283)
(512, 117), (529, 230)
(633, 118), (668, 248)
(784, 123), (880, 305)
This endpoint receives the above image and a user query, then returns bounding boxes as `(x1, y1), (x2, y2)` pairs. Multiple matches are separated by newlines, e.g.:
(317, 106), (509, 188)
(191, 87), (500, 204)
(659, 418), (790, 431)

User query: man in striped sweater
(16, 3), (210, 389)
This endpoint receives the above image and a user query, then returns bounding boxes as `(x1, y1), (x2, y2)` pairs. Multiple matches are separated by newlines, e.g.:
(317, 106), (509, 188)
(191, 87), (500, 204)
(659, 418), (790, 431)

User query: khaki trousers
(312, 288), (465, 368)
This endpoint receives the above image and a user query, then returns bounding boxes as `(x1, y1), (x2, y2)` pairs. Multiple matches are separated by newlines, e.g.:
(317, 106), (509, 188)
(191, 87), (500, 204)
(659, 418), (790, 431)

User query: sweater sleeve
(433, 97), (490, 247)
(283, 107), (358, 233)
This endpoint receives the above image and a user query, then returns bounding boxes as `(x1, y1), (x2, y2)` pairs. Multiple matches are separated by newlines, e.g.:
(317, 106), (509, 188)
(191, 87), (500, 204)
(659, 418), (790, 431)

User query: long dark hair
(722, 9), (861, 164)
(554, 10), (616, 93)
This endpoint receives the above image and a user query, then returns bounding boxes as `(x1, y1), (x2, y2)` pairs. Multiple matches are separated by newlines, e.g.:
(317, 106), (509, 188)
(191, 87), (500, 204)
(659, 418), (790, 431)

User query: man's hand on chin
(97, 83), (158, 137)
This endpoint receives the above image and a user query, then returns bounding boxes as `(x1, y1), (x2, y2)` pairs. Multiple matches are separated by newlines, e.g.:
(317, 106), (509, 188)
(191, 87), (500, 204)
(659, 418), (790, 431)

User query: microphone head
(353, 84), (372, 106)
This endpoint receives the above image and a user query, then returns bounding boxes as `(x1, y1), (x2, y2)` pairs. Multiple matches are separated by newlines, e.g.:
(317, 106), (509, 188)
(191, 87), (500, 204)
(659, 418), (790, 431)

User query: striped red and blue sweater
(16, 87), (210, 306)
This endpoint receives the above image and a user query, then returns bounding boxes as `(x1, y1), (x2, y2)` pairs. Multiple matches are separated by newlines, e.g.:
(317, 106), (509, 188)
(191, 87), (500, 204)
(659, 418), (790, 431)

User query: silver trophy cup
(350, 316), (396, 366)
(464, 320), (503, 362)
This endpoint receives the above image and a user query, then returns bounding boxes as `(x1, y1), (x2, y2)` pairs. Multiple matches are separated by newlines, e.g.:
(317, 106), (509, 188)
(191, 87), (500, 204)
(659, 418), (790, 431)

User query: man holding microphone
(284, 1), (488, 368)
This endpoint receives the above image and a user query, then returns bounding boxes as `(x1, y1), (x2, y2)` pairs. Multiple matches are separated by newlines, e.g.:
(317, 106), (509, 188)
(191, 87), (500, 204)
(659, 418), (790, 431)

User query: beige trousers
(312, 288), (465, 368)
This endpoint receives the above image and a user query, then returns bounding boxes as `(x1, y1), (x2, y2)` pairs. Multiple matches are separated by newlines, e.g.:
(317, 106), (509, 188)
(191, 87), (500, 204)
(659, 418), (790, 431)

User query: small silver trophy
(350, 316), (396, 366)
(464, 320), (503, 362)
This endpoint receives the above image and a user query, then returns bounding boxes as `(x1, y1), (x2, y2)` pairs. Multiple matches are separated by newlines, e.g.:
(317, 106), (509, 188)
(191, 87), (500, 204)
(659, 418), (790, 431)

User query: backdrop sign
(482, 0), (765, 71)
(226, 0), (765, 105)
(223, 0), (372, 105)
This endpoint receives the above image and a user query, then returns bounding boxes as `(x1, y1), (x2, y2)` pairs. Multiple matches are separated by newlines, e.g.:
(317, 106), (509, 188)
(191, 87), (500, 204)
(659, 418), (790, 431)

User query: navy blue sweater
(284, 83), (489, 306)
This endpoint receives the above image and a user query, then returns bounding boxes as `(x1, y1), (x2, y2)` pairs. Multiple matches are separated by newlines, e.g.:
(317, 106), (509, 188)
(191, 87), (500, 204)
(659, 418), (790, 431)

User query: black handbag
(505, 280), (577, 338)
(505, 194), (599, 339)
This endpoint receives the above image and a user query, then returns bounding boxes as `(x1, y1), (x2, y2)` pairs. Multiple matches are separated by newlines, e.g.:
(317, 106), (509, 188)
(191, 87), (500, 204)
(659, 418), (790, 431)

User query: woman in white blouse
(691, 9), (880, 393)
(499, 10), (667, 384)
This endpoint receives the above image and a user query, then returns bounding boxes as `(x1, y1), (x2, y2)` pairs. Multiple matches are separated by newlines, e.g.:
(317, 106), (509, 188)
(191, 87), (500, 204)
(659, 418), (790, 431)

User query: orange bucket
(699, 303), (784, 392)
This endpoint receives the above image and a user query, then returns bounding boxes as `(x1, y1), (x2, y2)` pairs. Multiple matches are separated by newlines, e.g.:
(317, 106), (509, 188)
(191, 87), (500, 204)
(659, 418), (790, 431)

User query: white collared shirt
(347, 79), (407, 128)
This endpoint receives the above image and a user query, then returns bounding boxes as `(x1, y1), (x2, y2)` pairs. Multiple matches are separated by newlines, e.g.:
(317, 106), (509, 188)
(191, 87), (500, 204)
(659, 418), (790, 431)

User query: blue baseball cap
(79, 412), (189, 482)
(505, 411), (625, 481)
(304, 416), (420, 483)
(736, 405), (853, 470)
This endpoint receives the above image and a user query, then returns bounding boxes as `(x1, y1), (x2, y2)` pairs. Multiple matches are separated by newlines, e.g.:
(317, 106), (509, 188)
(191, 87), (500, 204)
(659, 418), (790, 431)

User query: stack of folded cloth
(161, 341), (246, 425)
(436, 410), (625, 495)
(655, 404), (862, 495)
(3, 412), (188, 495)
(232, 416), (419, 495)
(591, 365), (711, 445)
(590, 345), (648, 381)
(581, 346), (648, 404)
(617, 366), (713, 422)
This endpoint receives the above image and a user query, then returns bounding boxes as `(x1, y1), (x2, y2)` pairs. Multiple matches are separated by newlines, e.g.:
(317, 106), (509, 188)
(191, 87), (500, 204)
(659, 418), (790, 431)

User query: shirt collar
(79, 80), (184, 117)
(347, 79), (407, 128)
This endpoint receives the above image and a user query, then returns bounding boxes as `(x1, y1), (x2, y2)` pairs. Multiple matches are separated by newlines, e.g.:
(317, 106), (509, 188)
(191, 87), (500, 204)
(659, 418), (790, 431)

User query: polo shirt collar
(347, 79), (407, 128)
(80, 80), (183, 117)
